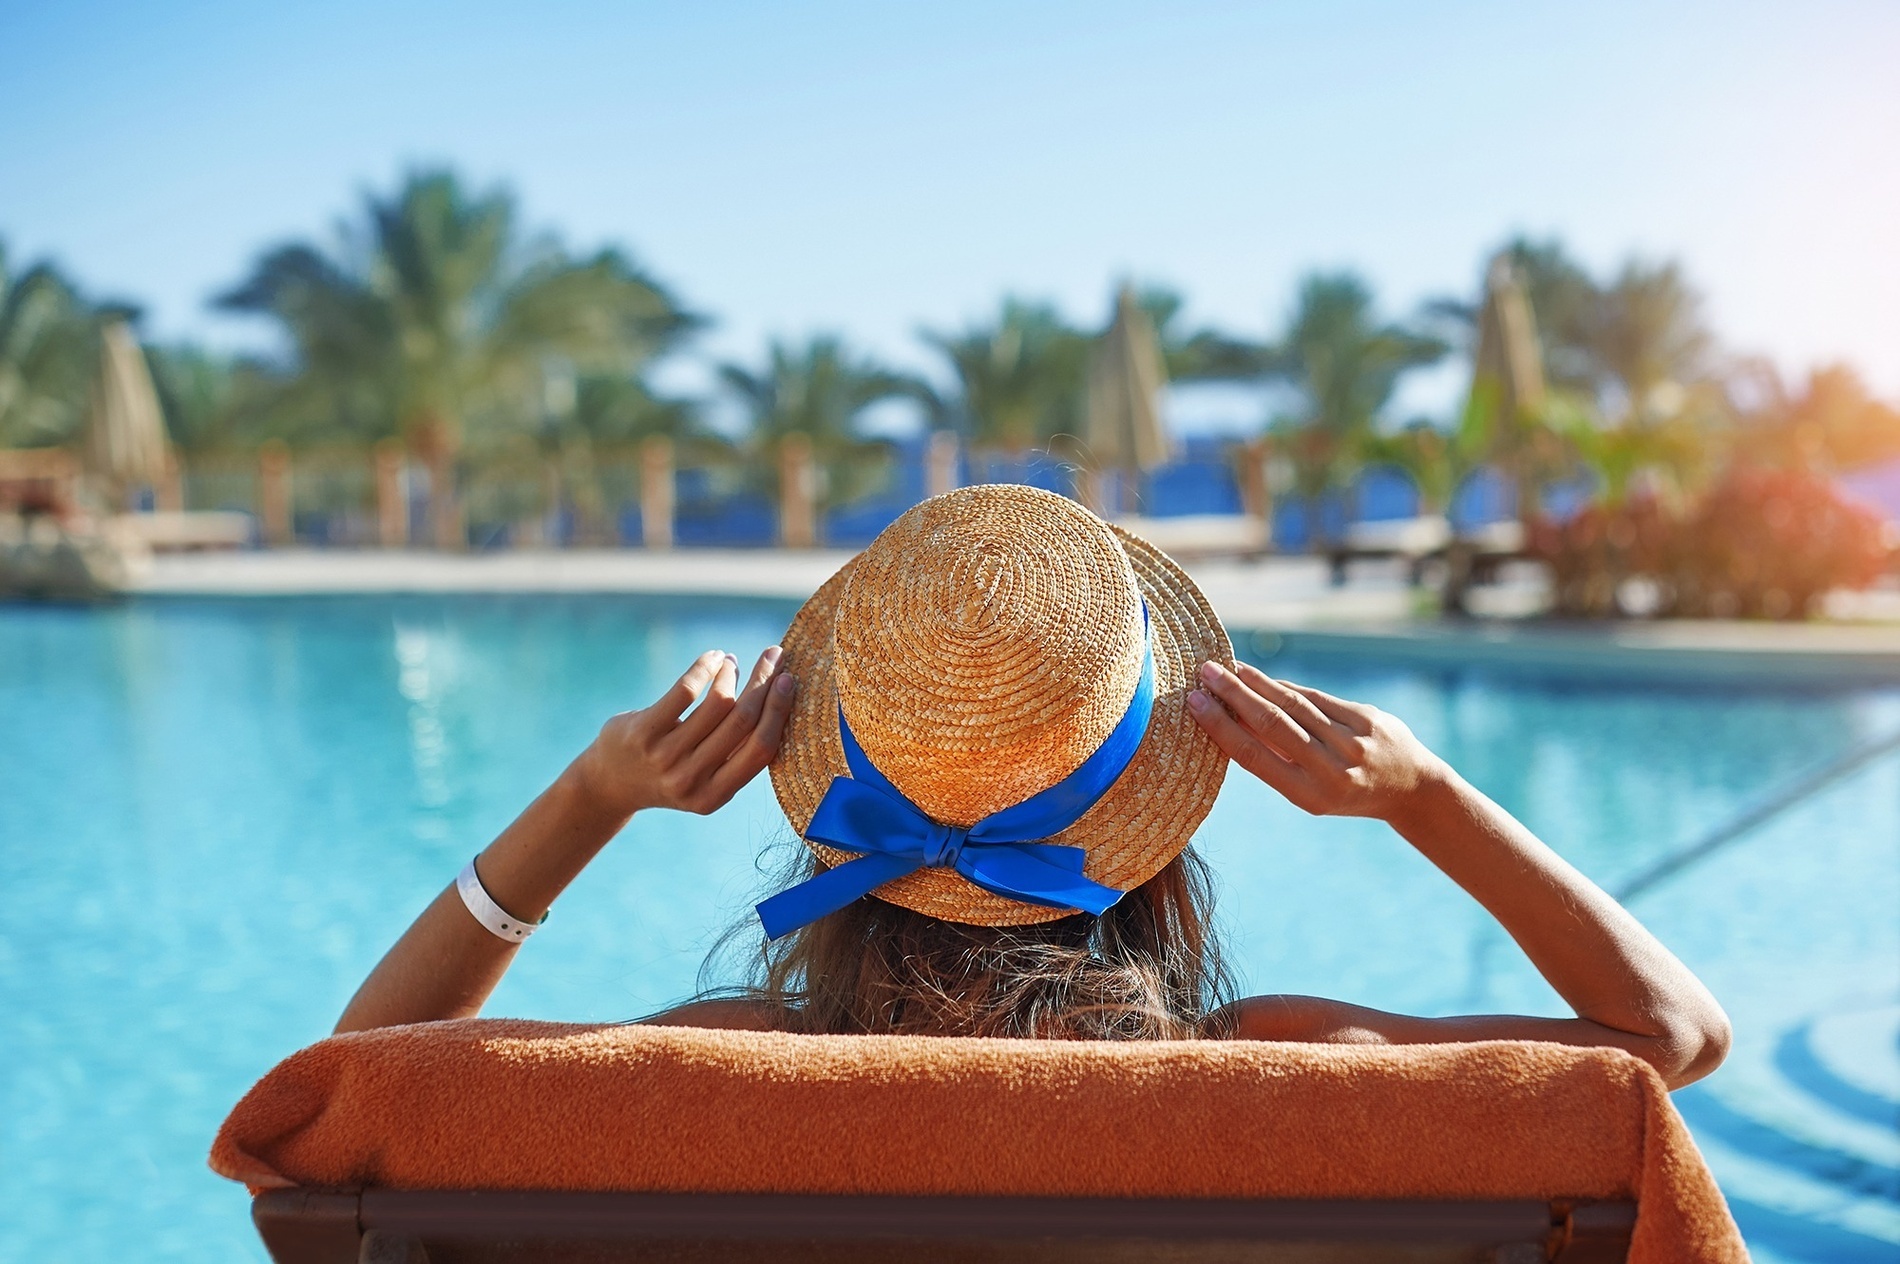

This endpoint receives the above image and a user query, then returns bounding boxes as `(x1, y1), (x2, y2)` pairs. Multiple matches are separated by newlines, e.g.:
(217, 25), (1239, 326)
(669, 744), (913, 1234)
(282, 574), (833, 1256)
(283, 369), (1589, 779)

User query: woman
(336, 487), (1729, 1090)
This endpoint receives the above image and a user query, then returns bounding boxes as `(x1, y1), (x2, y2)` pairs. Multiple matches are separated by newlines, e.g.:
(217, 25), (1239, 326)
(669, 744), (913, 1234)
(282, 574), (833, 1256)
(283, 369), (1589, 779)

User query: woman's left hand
(336, 645), (798, 1035)
(1187, 660), (1446, 822)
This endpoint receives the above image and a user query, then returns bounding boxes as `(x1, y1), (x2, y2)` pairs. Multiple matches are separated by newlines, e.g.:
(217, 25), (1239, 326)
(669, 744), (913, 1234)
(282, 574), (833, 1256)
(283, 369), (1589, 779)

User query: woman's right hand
(1190, 657), (1731, 1087)
(575, 647), (797, 818)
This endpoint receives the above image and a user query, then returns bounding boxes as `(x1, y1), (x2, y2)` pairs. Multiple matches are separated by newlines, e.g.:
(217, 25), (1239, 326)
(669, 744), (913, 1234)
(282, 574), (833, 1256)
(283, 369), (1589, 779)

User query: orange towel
(211, 1021), (1745, 1263)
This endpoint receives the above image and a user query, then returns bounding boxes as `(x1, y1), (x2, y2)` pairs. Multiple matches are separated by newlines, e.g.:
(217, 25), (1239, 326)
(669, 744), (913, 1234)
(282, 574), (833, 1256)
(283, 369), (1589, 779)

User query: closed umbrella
(84, 317), (172, 504)
(1443, 256), (1548, 614)
(1084, 286), (1171, 513)
(1466, 255), (1549, 524)
(1471, 256), (1546, 425)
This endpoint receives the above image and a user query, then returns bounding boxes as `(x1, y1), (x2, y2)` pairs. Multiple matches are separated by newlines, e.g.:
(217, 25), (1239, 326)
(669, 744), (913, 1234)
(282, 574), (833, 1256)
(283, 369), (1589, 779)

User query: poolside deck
(131, 547), (855, 602)
(129, 548), (1900, 678)
(128, 547), (1515, 620)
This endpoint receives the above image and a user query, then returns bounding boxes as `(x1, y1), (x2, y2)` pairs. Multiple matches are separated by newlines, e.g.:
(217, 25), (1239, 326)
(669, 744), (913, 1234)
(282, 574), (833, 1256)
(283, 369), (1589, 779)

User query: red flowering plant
(1530, 465), (1890, 620)
(1669, 464), (1890, 619)
(1529, 495), (1674, 618)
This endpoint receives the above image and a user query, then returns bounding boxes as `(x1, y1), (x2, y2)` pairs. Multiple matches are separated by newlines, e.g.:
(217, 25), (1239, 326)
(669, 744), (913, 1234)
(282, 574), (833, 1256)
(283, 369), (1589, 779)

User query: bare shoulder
(637, 997), (792, 1031)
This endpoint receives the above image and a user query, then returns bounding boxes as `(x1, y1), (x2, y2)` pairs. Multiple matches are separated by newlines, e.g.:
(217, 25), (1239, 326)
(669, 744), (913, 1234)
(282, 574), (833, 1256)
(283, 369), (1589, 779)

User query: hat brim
(768, 522), (1232, 928)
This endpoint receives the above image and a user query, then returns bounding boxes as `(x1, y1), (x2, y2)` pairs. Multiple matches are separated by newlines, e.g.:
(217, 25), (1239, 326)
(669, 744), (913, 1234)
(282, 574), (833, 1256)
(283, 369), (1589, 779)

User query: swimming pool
(3, 594), (1896, 1263)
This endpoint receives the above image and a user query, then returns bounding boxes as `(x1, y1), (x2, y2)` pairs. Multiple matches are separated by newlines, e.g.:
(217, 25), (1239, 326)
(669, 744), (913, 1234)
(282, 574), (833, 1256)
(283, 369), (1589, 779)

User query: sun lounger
(212, 1021), (1746, 1264)
(1111, 513), (1270, 560)
(0, 512), (143, 598)
(1327, 515), (1454, 585)
(1327, 517), (1534, 591)
(110, 510), (255, 551)
(250, 1187), (1638, 1262)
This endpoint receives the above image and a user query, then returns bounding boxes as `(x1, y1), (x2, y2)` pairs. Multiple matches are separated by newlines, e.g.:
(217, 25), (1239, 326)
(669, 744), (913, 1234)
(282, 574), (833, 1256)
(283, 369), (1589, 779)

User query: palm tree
(217, 170), (697, 547)
(558, 373), (701, 451)
(490, 365), (709, 546)
(144, 343), (250, 454)
(1127, 283), (1272, 383)
(1360, 420), (1467, 517)
(1264, 272), (1446, 501)
(1428, 241), (1726, 512)
(1560, 259), (1720, 506)
(719, 336), (914, 450)
(1431, 236), (1701, 405)
(1474, 238), (1602, 395)
(719, 335), (917, 507)
(1731, 362), (1900, 472)
(920, 299), (1090, 453)
(0, 245), (99, 449)
(1590, 260), (1711, 418)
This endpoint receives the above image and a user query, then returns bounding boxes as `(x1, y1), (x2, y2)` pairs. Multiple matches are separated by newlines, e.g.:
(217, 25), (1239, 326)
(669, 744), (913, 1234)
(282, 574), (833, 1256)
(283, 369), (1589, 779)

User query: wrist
(563, 748), (645, 825)
(1381, 755), (1461, 833)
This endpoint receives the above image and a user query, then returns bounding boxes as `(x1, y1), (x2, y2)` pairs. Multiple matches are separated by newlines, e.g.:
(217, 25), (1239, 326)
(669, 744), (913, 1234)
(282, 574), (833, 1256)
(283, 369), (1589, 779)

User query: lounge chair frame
(252, 1188), (1636, 1263)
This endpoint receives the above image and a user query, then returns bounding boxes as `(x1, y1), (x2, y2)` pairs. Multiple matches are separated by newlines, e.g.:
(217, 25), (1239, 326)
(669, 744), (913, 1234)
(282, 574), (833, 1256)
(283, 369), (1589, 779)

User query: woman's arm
(1188, 660), (1731, 1089)
(334, 647), (796, 1034)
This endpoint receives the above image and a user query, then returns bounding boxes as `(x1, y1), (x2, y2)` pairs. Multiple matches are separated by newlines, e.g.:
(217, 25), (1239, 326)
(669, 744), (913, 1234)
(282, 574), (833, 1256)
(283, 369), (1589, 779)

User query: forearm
(1224, 992), (1724, 1088)
(1190, 662), (1729, 1086)
(334, 762), (630, 1034)
(1385, 765), (1730, 1075)
(331, 647), (793, 1036)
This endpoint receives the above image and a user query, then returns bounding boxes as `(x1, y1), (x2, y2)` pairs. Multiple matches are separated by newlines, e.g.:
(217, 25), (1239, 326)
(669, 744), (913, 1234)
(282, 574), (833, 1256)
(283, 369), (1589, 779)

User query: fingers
(654, 650), (730, 723)
(1195, 661), (1338, 772)
(1186, 685), (1315, 804)
(1283, 681), (1375, 735)
(1233, 662), (1360, 759)
(698, 669), (799, 808)
(677, 646), (783, 779)
(743, 645), (782, 694)
(662, 651), (740, 754)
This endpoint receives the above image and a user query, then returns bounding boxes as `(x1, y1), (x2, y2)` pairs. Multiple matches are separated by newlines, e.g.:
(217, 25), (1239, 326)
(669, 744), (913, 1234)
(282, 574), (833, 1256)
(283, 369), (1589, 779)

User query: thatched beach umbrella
(1442, 257), (1550, 615)
(1468, 257), (1550, 518)
(1084, 286), (1171, 513)
(83, 318), (172, 505)
(1471, 256), (1547, 428)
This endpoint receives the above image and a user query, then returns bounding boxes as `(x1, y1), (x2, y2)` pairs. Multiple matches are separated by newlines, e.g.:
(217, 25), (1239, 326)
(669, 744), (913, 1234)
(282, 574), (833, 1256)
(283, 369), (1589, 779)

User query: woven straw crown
(770, 484), (1232, 927)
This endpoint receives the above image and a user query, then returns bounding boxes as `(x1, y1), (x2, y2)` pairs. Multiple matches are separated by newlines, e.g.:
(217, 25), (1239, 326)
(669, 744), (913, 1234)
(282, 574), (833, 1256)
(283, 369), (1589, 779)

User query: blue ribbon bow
(756, 607), (1155, 940)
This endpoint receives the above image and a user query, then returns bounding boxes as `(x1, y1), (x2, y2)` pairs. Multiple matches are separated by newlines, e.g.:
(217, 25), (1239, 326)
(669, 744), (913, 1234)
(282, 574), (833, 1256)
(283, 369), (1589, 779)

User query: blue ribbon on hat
(755, 606), (1156, 940)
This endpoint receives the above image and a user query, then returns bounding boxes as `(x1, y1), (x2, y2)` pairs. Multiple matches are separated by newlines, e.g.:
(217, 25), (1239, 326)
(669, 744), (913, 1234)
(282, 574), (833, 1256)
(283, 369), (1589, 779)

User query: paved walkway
(132, 548), (1463, 623)
(132, 547), (1900, 675)
(132, 548), (856, 600)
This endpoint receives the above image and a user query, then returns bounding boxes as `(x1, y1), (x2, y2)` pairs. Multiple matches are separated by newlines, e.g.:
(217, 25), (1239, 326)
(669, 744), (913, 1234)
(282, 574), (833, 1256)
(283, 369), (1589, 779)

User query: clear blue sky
(3, 0), (1897, 424)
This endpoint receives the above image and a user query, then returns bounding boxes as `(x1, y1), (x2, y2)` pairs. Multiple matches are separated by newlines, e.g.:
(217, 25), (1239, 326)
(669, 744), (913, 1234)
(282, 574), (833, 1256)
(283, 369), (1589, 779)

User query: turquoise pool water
(2, 595), (1897, 1263)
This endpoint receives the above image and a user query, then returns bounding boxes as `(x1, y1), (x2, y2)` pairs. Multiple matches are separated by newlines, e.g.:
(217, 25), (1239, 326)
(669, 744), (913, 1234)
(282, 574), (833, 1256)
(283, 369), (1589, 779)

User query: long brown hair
(702, 845), (1235, 1040)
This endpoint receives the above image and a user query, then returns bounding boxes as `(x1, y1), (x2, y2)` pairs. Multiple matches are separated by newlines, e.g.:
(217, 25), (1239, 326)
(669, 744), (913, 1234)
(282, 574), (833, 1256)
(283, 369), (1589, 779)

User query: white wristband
(456, 858), (546, 942)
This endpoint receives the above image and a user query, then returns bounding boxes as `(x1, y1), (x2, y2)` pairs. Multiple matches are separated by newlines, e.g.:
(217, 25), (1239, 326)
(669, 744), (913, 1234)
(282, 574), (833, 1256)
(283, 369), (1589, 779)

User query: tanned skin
(1186, 661), (1729, 1089)
(337, 651), (1729, 1090)
(335, 648), (796, 1035)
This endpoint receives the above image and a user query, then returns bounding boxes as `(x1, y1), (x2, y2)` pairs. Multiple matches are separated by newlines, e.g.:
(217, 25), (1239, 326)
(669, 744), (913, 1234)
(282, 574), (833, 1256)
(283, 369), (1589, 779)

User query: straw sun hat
(764, 483), (1232, 931)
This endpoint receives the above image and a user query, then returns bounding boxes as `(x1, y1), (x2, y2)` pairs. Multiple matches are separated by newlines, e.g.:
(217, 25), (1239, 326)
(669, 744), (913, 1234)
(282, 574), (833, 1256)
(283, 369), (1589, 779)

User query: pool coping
(117, 548), (1900, 681)
(126, 547), (858, 600)
(1249, 621), (1900, 682)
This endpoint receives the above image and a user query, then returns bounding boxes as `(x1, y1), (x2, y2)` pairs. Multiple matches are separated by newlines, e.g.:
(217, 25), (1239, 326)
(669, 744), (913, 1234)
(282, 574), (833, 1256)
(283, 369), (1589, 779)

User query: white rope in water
(1612, 728), (1900, 903)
